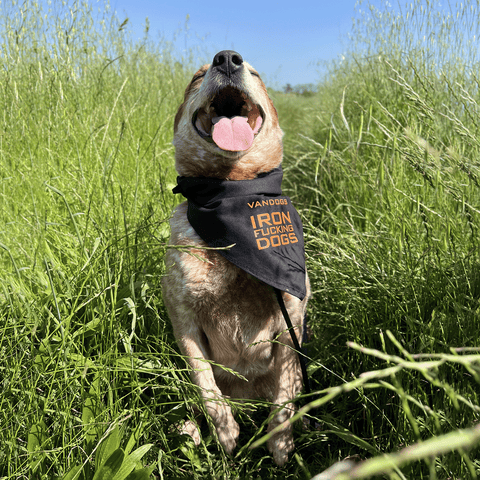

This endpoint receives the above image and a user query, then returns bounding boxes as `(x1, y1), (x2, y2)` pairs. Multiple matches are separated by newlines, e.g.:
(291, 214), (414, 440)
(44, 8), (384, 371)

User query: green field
(1, 1), (480, 478)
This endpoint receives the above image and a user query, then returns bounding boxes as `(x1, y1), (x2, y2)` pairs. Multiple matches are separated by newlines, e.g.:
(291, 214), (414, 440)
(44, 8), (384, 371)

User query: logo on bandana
(249, 204), (299, 250)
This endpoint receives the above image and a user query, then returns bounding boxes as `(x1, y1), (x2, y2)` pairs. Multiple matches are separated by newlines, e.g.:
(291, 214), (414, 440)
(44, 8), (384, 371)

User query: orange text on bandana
(249, 210), (299, 250)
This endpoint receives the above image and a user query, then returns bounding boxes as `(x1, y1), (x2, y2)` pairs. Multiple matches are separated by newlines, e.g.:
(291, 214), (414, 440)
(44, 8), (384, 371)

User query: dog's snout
(212, 50), (243, 77)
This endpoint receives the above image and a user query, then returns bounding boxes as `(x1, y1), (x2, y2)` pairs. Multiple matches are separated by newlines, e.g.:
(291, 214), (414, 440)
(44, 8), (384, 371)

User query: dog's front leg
(267, 326), (303, 466)
(175, 321), (240, 455)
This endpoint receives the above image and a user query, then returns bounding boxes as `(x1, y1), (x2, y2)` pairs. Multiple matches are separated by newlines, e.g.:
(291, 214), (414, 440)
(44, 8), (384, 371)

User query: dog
(162, 50), (310, 466)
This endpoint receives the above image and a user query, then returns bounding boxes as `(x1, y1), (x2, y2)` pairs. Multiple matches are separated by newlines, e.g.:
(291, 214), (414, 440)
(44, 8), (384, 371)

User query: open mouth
(192, 86), (264, 152)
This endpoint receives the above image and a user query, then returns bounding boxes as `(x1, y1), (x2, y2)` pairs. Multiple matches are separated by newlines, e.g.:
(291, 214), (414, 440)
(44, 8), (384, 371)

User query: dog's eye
(250, 71), (260, 78)
(192, 73), (206, 83)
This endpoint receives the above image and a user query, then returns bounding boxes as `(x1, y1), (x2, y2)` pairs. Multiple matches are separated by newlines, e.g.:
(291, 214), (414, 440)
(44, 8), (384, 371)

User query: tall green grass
(0, 1), (197, 478)
(273, 0), (480, 477)
(2, 0), (480, 478)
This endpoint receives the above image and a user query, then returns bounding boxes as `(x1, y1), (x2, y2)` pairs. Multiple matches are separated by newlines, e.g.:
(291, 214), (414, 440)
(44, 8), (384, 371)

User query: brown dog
(162, 50), (310, 466)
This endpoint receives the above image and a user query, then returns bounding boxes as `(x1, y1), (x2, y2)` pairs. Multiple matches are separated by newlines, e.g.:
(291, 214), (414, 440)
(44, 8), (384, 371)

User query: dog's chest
(187, 251), (281, 360)
(197, 267), (280, 374)
(167, 203), (283, 361)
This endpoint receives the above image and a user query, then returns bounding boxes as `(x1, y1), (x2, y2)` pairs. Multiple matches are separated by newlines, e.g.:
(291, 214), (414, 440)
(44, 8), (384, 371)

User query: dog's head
(173, 50), (283, 179)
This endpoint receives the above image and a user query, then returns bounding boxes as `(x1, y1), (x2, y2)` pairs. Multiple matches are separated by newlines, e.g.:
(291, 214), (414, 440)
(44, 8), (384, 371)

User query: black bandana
(172, 167), (307, 300)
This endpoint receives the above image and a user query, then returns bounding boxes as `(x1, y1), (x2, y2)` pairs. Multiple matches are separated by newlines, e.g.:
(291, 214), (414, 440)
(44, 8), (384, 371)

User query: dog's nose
(212, 50), (243, 77)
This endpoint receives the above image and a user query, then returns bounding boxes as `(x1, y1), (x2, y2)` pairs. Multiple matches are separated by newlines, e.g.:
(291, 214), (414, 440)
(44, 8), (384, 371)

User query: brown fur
(162, 52), (310, 466)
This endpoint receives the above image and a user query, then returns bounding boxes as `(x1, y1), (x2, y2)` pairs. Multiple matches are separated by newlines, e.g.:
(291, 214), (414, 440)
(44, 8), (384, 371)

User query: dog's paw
(267, 428), (294, 466)
(267, 405), (295, 466)
(205, 399), (240, 455)
(216, 415), (240, 455)
(179, 419), (201, 446)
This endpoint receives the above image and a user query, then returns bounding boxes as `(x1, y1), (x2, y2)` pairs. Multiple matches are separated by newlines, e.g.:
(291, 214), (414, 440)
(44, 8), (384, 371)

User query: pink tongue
(212, 116), (257, 151)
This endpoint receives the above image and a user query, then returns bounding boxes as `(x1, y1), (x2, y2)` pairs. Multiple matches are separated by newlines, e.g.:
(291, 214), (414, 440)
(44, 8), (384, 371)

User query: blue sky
(106, 0), (387, 89)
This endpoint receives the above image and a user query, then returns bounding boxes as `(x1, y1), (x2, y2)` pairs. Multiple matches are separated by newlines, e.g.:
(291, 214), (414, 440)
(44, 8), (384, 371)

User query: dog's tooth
(195, 117), (205, 134)
(196, 115), (211, 135)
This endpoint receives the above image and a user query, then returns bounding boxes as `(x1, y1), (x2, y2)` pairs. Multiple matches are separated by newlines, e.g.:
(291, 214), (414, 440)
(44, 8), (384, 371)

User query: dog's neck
(175, 157), (283, 180)
(173, 166), (284, 199)
(174, 142), (283, 180)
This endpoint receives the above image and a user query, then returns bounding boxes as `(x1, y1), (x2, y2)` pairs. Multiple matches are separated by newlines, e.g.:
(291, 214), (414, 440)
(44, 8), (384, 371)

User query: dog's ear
(184, 65), (209, 101)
